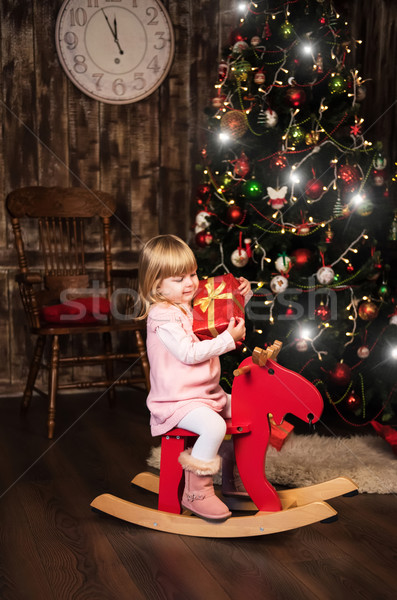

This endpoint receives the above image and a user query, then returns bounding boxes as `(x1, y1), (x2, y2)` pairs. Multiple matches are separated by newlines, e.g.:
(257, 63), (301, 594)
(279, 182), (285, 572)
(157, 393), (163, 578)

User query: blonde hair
(137, 234), (197, 318)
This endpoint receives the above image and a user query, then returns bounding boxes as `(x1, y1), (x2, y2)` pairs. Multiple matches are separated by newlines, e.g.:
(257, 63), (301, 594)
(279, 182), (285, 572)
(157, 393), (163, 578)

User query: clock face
(55, 0), (175, 104)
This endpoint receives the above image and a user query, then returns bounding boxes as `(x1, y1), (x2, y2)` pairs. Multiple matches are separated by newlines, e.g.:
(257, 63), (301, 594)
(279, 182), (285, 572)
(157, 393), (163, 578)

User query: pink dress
(146, 303), (236, 436)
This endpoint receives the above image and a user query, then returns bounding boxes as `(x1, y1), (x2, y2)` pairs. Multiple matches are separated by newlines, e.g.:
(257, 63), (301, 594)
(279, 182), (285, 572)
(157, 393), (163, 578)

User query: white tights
(177, 395), (231, 462)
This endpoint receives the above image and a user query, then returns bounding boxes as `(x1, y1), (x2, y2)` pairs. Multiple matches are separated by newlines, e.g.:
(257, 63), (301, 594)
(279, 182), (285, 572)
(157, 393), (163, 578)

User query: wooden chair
(6, 186), (150, 439)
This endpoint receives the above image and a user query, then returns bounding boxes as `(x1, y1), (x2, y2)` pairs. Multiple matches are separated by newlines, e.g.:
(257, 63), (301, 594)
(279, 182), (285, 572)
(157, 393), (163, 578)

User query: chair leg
(47, 335), (60, 440)
(135, 329), (150, 391)
(103, 332), (116, 406)
(22, 335), (46, 413)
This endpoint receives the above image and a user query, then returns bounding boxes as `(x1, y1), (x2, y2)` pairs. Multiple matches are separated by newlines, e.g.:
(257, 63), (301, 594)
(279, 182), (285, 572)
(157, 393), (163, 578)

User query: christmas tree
(193, 0), (397, 428)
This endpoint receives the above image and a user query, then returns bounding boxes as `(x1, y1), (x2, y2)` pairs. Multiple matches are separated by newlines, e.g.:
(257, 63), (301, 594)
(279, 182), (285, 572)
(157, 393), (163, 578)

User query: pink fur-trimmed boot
(178, 449), (232, 521)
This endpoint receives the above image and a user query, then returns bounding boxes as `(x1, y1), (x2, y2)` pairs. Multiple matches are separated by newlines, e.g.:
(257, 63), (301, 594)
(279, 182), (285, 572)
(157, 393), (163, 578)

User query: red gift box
(193, 274), (245, 340)
(268, 417), (294, 451)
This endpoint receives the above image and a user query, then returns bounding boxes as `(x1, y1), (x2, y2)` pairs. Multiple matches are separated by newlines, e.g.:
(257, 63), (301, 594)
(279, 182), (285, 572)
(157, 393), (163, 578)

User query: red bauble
(285, 87), (307, 108)
(305, 178), (323, 200)
(269, 153), (288, 171)
(291, 248), (312, 268)
(314, 303), (331, 322)
(345, 391), (362, 411)
(234, 153), (250, 178)
(328, 362), (352, 386)
(195, 230), (213, 247)
(358, 301), (379, 321)
(197, 184), (211, 201)
(337, 164), (361, 194)
(226, 205), (244, 224)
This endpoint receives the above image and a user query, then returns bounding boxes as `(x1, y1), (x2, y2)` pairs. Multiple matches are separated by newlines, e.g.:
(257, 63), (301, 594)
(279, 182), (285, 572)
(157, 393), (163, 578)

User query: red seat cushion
(41, 297), (111, 324)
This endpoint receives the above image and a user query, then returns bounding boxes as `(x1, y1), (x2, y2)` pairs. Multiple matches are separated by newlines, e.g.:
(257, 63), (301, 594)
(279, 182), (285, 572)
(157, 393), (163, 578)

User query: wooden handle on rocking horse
(233, 340), (283, 377)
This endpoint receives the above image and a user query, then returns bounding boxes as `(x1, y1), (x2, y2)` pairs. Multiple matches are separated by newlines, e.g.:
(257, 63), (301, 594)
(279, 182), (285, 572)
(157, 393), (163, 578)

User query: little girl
(138, 234), (251, 521)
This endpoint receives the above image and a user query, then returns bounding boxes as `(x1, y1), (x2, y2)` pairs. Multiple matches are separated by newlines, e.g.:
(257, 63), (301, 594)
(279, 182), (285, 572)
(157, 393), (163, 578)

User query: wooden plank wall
(0, 0), (396, 391)
(0, 0), (236, 391)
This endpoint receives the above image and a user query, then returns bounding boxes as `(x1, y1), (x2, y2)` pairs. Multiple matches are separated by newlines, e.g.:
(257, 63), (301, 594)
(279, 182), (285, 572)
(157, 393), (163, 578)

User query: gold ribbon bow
(194, 281), (232, 313)
(194, 278), (244, 337)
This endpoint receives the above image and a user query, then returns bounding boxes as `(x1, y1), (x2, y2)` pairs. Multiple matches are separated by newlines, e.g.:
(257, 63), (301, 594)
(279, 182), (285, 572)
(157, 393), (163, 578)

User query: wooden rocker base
(130, 471), (358, 512)
(90, 492), (337, 538)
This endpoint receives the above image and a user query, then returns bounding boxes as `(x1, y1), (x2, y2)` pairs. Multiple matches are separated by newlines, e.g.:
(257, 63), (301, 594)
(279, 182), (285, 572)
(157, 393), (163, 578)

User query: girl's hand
(237, 277), (251, 297)
(227, 317), (246, 342)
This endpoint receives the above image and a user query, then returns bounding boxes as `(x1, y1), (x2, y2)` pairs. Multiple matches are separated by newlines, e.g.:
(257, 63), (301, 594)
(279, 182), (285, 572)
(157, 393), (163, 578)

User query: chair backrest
(7, 187), (117, 322)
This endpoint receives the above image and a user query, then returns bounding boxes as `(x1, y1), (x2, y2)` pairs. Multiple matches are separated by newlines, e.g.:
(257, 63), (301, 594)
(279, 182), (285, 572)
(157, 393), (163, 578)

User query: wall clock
(55, 0), (175, 104)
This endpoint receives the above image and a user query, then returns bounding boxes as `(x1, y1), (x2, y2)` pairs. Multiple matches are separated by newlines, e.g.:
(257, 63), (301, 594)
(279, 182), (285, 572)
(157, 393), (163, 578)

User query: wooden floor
(0, 390), (396, 600)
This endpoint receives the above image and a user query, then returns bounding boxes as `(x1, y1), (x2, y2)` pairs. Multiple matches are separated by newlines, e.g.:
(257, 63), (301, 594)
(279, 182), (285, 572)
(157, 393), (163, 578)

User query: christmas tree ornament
(242, 177), (264, 199)
(328, 73), (347, 94)
(356, 84), (366, 101)
(231, 247), (249, 267)
(291, 247), (312, 268)
(270, 274), (288, 294)
(358, 300), (379, 321)
(328, 361), (351, 386)
(388, 211), (397, 241)
(296, 339), (308, 352)
(232, 40), (249, 55)
(316, 266), (335, 285)
(251, 35), (261, 47)
(314, 302), (331, 322)
(261, 108), (278, 128)
(374, 153), (387, 170)
(345, 391), (362, 411)
(285, 87), (307, 108)
(244, 238), (253, 258)
(269, 153), (287, 171)
(267, 185), (288, 209)
(333, 196), (344, 217)
(197, 184), (211, 201)
(325, 224), (334, 243)
(220, 110), (248, 139)
(254, 69), (266, 85)
(356, 196), (373, 217)
(280, 20), (295, 40)
(389, 308), (397, 325)
(212, 95), (226, 109)
(296, 222), (311, 235)
(305, 177), (323, 200)
(378, 280), (389, 299)
(285, 305), (295, 317)
(372, 169), (386, 186)
(218, 61), (228, 82)
(233, 152), (250, 178)
(346, 263), (354, 273)
(219, 172), (232, 189)
(337, 164), (361, 195)
(305, 130), (320, 145)
(195, 210), (211, 233)
(314, 52), (323, 74)
(357, 345), (370, 359)
(232, 60), (251, 81)
(195, 230), (213, 247)
(274, 253), (291, 273)
(226, 204), (244, 224)
(289, 125), (306, 145)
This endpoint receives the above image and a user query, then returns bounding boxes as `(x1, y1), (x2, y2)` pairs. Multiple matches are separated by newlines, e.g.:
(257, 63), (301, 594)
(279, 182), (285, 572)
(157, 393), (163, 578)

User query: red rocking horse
(91, 342), (357, 537)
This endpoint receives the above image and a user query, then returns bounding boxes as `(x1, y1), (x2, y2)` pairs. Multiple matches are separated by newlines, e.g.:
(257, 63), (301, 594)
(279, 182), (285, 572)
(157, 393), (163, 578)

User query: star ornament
(350, 117), (364, 137)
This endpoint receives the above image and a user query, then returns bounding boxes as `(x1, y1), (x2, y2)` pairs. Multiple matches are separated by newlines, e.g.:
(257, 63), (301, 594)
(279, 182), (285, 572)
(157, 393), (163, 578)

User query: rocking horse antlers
(233, 340), (283, 377)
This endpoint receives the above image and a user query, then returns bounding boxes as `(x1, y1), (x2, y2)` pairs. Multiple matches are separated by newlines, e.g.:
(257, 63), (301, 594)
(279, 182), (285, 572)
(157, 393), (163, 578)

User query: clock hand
(101, 9), (124, 55)
(113, 16), (124, 55)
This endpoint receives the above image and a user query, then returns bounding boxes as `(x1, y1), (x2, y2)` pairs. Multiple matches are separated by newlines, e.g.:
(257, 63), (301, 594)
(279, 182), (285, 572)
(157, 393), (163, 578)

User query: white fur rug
(147, 433), (397, 494)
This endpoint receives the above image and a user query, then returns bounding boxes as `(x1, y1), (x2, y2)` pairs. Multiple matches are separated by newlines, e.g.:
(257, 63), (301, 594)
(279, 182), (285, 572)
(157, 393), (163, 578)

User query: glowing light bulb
(301, 328), (312, 340)
(219, 132), (230, 143)
(302, 44), (312, 54)
(391, 347), (397, 360)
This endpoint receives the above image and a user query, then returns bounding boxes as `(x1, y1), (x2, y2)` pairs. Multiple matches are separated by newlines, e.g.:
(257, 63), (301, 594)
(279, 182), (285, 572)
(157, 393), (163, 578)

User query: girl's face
(158, 271), (199, 305)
